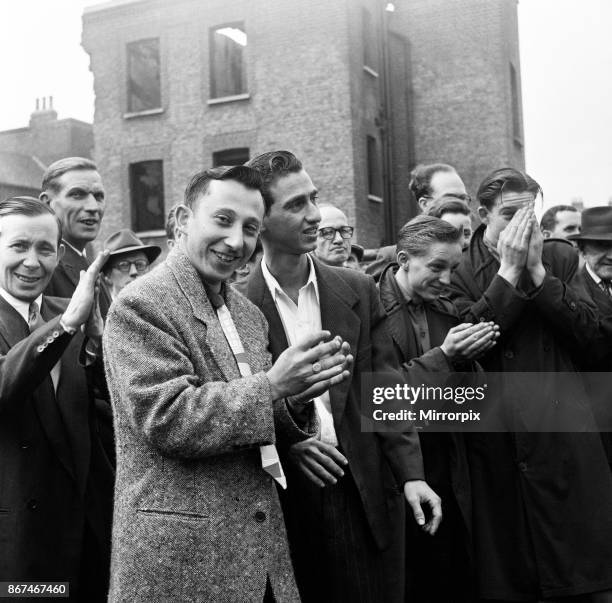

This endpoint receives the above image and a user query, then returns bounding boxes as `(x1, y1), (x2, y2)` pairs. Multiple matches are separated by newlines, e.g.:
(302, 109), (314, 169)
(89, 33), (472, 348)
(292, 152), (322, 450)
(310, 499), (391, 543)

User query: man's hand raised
(440, 321), (500, 361)
(62, 250), (109, 331)
(497, 205), (532, 287)
(266, 331), (352, 401)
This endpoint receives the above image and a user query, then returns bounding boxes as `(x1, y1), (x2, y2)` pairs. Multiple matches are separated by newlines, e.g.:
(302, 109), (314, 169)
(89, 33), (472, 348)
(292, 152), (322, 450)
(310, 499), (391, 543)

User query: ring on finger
(312, 362), (322, 374)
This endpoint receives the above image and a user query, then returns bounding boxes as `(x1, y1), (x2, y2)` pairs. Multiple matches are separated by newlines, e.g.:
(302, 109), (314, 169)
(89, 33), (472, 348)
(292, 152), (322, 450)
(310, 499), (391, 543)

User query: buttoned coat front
(103, 247), (306, 603)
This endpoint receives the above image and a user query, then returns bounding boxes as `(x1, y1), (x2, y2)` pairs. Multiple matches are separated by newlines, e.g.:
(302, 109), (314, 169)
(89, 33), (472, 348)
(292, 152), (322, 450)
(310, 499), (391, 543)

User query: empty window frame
(210, 23), (248, 98)
(129, 160), (165, 232)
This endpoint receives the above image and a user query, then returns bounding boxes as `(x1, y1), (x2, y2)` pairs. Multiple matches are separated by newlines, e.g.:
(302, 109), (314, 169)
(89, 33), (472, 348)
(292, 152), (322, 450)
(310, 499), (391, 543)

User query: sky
(0, 0), (610, 207)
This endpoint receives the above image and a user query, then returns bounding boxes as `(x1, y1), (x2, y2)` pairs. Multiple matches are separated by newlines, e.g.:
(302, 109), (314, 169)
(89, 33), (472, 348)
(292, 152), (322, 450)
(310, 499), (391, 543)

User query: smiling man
(242, 150), (440, 603)
(0, 196), (113, 600)
(102, 165), (351, 601)
(40, 157), (112, 318)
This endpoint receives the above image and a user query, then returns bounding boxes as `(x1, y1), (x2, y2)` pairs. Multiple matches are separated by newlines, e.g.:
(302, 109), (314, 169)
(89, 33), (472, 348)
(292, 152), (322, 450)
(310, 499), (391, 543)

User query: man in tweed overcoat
(103, 166), (351, 602)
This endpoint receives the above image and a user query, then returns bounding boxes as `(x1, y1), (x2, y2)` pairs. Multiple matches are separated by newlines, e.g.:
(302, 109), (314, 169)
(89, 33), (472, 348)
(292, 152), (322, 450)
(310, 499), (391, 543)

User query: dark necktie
(600, 280), (612, 298)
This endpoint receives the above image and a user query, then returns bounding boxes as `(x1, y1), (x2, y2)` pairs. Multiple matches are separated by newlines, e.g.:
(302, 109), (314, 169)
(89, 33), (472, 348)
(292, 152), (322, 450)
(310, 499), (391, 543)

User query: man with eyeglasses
(366, 163), (470, 281)
(101, 229), (161, 300)
(312, 204), (354, 267)
(447, 167), (612, 602)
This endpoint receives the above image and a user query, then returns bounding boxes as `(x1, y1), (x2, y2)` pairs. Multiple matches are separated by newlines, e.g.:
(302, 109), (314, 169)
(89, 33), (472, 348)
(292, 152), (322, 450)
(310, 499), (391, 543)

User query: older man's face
(314, 206), (352, 267)
(582, 240), (612, 281)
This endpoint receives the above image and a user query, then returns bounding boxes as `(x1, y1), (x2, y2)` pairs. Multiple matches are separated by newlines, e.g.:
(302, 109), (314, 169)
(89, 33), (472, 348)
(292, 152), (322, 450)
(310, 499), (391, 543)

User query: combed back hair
(0, 196), (62, 244)
(183, 165), (265, 210)
(540, 204), (578, 231)
(165, 204), (179, 240)
(245, 150), (303, 213)
(409, 163), (456, 201)
(41, 157), (98, 193)
(477, 167), (541, 211)
(396, 215), (462, 257)
(427, 196), (471, 219)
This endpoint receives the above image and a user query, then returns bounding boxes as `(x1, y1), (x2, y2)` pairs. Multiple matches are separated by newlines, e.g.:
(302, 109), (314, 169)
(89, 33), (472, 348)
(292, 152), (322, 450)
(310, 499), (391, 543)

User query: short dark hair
(183, 165), (264, 210)
(41, 157), (98, 194)
(245, 150), (303, 213)
(165, 204), (178, 240)
(477, 167), (541, 211)
(396, 215), (462, 257)
(0, 196), (62, 245)
(409, 163), (456, 201)
(540, 204), (578, 232)
(427, 196), (471, 219)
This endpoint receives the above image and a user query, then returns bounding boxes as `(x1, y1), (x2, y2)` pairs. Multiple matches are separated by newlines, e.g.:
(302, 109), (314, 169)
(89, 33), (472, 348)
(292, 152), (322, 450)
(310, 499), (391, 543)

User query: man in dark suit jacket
(40, 157), (112, 319)
(241, 151), (441, 603)
(570, 206), (612, 470)
(0, 197), (113, 601)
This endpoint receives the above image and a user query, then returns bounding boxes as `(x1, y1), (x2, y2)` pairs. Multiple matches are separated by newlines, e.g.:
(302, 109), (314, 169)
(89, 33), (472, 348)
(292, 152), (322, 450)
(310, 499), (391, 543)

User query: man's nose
(224, 224), (244, 251)
(83, 193), (101, 213)
(439, 269), (452, 285)
(22, 249), (41, 268)
(306, 201), (321, 224)
(129, 263), (139, 277)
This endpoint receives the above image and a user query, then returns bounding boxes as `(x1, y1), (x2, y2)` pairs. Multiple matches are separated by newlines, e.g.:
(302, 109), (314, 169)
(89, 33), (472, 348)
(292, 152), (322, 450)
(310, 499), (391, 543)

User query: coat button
(254, 511), (266, 523)
(504, 350), (514, 359)
(36, 345), (45, 353)
(46, 336), (54, 344)
(20, 442), (29, 450)
(27, 499), (38, 510)
(518, 462), (528, 472)
(569, 302), (577, 310)
(52, 330), (60, 338)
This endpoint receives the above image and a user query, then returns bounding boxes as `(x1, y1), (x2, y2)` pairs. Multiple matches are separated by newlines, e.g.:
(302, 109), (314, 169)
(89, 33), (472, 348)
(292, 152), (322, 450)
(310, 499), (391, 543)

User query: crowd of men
(1, 153), (612, 603)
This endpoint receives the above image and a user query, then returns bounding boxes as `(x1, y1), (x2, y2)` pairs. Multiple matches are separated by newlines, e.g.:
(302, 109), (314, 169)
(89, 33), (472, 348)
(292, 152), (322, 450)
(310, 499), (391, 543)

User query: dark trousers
(280, 464), (387, 603)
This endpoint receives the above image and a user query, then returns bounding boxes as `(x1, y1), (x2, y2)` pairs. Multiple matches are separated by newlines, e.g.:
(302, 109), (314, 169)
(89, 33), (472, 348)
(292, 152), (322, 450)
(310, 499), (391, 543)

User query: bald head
(314, 204), (353, 266)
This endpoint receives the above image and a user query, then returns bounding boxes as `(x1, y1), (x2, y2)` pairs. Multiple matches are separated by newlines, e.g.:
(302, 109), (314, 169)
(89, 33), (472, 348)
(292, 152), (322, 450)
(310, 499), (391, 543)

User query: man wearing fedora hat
(570, 206), (612, 471)
(101, 229), (161, 300)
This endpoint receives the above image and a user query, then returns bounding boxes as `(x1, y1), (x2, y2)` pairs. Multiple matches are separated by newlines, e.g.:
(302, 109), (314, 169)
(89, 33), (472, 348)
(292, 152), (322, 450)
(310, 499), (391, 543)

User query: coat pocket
(136, 508), (209, 523)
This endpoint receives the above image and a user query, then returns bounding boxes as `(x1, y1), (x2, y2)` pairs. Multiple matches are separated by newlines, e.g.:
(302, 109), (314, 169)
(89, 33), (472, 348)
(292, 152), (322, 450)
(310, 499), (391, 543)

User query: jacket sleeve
(366, 278), (425, 485)
(103, 292), (304, 460)
(448, 269), (530, 332)
(0, 318), (74, 414)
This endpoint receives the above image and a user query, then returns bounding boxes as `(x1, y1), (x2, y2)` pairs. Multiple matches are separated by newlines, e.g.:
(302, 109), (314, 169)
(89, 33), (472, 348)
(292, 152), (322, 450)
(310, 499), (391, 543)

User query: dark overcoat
(0, 295), (113, 592)
(446, 225), (612, 599)
(103, 247), (311, 603)
(378, 262), (474, 601)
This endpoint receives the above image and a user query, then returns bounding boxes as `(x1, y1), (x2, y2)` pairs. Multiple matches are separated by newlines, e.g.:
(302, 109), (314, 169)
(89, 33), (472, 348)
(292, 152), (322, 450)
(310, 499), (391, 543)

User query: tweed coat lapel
(0, 296), (76, 482)
(243, 260), (290, 361)
(313, 259), (360, 425)
(166, 248), (240, 382)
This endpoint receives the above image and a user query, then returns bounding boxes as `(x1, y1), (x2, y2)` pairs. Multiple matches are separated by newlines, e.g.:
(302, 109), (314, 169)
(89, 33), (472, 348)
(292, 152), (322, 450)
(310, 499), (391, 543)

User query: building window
(367, 136), (383, 200)
(210, 23), (247, 99)
(212, 148), (250, 167)
(127, 38), (161, 113)
(510, 63), (522, 141)
(363, 8), (379, 74)
(129, 160), (165, 232)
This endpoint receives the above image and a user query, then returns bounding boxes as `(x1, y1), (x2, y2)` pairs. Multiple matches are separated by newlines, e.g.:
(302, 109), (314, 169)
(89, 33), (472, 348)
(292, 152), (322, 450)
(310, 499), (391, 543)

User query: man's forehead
(430, 170), (465, 195)
(319, 206), (348, 227)
(496, 189), (535, 208)
(0, 212), (59, 237)
(57, 169), (103, 188)
(270, 169), (316, 201)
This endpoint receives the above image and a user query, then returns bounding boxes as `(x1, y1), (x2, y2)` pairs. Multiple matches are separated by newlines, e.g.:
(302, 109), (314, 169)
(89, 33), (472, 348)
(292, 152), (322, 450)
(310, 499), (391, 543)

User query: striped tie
(207, 286), (287, 489)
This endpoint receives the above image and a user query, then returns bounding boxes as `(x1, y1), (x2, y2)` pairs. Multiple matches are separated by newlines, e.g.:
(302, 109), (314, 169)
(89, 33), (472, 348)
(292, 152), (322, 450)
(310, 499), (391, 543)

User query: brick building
(82, 0), (525, 248)
(0, 98), (94, 200)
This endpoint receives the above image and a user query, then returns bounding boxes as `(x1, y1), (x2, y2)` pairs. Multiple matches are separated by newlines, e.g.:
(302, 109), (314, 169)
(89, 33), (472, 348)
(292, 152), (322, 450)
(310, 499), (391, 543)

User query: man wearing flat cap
(570, 206), (612, 470)
(101, 229), (161, 300)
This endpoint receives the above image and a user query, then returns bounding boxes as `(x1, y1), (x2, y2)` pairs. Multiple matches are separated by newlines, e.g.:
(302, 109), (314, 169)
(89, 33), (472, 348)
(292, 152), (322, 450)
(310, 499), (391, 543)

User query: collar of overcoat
(166, 246), (249, 383)
(244, 257), (360, 425)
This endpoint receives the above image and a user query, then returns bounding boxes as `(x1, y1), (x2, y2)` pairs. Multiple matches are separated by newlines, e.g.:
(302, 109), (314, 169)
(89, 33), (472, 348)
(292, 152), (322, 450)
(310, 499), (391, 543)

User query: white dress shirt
(261, 256), (338, 446)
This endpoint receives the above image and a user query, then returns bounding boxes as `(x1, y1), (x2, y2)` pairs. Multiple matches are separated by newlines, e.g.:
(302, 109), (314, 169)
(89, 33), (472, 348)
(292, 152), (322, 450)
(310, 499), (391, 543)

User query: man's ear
(40, 191), (51, 206)
(418, 197), (429, 213)
(58, 243), (66, 262)
(397, 250), (410, 270)
(541, 229), (552, 239)
(175, 204), (191, 235)
(477, 206), (489, 223)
